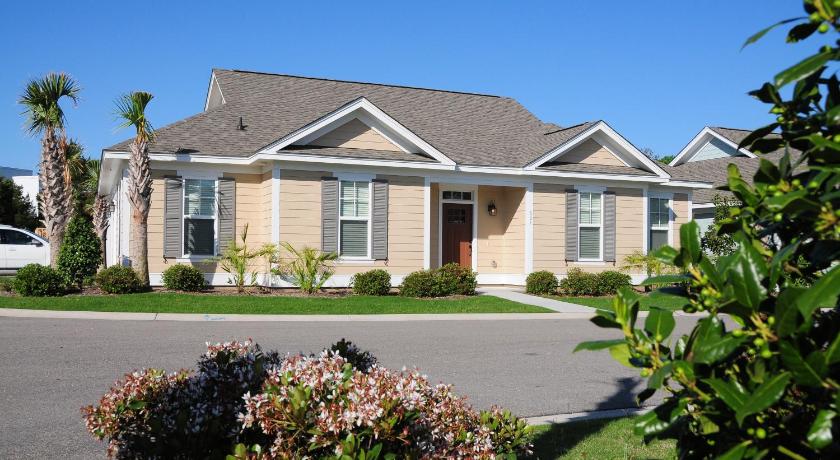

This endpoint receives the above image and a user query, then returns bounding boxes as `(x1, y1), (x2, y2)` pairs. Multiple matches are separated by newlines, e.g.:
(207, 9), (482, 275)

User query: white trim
(336, 179), (373, 260)
(687, 192), (693, 222)
(181, 177), (220, 258)
(524, 183), (534, 274)
(647, 194), (673, 249)
(145, 271), (532, 287)
(692, 202), (716, 209)
(334, 172), (375, 182)
(423, 177), (431, 269)
(271, 163), (281, 245)
(577, 190), (604, 262)
(523, 121), (670, 178)
(203, 72), (226, 111)
(669, 127), (756, 166)
(641, 187), (649, 254)
(662, 180), (713, 188)
(258, 97), (456, 166)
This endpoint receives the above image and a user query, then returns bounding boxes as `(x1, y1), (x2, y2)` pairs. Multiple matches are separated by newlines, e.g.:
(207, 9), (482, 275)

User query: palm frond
(18, 73), (80, 135)
(115, 91), (155, 142)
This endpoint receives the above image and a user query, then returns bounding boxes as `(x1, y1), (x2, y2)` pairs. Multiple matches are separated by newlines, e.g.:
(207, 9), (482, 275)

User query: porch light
(487, 201), (498, 216)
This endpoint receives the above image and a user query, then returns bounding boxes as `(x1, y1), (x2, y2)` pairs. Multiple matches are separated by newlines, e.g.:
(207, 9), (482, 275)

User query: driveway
(0, 315), (699, 459)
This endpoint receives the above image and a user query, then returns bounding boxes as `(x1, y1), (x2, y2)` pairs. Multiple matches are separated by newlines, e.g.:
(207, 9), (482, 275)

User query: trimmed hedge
(56, 215), (102, 289)
(559, 268), (631, 296)
(12, 264), (65, 296)
(96, 266), (142, 294)
(400, 263), (477, 298)
(525, 271), (559, 295)
(350, 269), (391, 296)
(162, 264), (206, 292)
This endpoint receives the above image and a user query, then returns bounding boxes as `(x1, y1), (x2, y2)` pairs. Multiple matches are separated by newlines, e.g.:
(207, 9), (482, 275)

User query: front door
(441, 203), (473, 267)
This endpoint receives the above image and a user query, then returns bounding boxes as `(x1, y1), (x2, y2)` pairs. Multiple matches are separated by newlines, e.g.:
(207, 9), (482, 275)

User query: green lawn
(0, 292), (550, 314)
(553, 294), (685, 311)
(530, 416), (676, 459)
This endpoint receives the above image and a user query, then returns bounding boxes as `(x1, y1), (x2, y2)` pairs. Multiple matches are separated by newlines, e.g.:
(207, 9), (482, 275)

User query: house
(0, 166), (38, 211)
(664, 127), (799, 236)
(98, 70), (712, 286)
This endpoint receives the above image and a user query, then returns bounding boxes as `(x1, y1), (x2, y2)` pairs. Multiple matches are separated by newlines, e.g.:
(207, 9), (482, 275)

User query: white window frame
(337, 178), (373, 260)
(182, 178), (219, 258)
(577, 188), (604, 262)
(648, 192), (674, 249)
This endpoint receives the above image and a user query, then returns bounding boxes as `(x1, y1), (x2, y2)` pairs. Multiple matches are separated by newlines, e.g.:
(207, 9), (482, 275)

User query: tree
(115, 92), (154, 287)
(56, 215), (101, 289)
(85, 160), (111, 266)
(700, 193), (738, 257)
(65, 140), (95, 216)
(18, 73), (80, 265)
(577, 2), (840, 458)
(0, 178), (40, 231)
(658, 154), (676, 164)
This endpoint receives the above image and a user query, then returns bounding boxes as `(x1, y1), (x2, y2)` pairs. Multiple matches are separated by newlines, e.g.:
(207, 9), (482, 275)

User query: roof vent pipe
(237, 116), (245, 131)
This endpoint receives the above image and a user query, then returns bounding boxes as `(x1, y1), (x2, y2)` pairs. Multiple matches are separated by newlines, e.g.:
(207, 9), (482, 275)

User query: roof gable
(669, 127), (756, 166)
(306, 118), (403, 152)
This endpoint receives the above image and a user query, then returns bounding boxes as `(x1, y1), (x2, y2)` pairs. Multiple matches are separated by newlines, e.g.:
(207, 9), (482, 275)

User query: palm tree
(83, 159), (110, 265)
(19, 73), (80, 266)
(115, 92), (154, 286)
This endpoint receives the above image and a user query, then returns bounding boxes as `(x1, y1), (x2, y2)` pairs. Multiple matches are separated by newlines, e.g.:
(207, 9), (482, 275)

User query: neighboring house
(98, 69), (711, 286)
(664, 127), (800, 236)
(0, 166), (38, 211)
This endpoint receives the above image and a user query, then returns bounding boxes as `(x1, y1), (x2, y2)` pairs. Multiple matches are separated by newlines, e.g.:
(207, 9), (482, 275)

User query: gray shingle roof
(105, 70), (624, 169)
(539, 162), (655, 176)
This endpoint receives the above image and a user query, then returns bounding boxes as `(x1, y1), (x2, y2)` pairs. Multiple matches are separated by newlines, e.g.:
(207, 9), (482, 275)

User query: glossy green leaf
(648, 362), (672, 389)
(735, 372), (791, 425)
(742, 17), (804, 49)
(806, 410), (836, 450)
(633, 406), (675, 437)
(775, 287), (806, 337)
(640, 274), (689, 286)
(680, 221), (702, 263)
(796, 265), (840, 318)
(728, 240), (768, 310)
(693, 335), (747, 365)
(826, 332), (840, 365)
(609, 343), (634, 368)
(573, 339), (626, 352)
(645, 307), (676, 341)
(704, 378), (748, 411)
(718, 441), (751, 460)
(650, 245), (679, 265)
(774, 50), (833, 88)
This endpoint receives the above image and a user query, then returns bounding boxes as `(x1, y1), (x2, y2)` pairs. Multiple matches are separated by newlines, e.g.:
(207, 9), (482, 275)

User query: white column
(524, 182), (534, 274)
(271, 162), (281, 244)
(423, 177), (431, 269)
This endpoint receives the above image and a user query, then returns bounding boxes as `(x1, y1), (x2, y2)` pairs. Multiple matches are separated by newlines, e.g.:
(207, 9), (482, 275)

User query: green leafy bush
(96, 265), (142, 294)
(12, 264), (65, 296)
(596, 271), (631, 295)
(272, 242), (337, 294)
(215, 224), (274, 293)
(578, 6), (840, 458)
(161, 264), (206, 292)
(399, 269), (438, 298)
(526, 270), (559, 295)
(350, 269), (391, 296)
(700, 194), (739, 257)
(57, 215), (102, 289)
(0, 277), (13, 293)
(559, 268), (600, 296)
(435, 262), (477, 296)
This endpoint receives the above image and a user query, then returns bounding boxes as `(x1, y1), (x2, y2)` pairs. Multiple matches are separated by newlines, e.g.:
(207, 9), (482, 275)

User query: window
(183, 179), (216, 256)
(339, 180), (370, 258)
(442, 191), (472, 201)
(0, 229), (39, 246)
(578, 191), (602, 260)
(649, 197), (670, 251)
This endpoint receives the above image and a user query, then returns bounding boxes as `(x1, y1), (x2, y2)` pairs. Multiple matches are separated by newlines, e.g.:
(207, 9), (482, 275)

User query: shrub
(83, 340), (531, 459)
(559, 268), (600, 296)
(161, 264), (206, 292)
(271, 242), (337, 294)
(435, 262), (477, 296)
(596, 270), (631, 295)
(526, 270), (558, 295)
(57, 215), (102, 289)
(11, 264), (65, 296)
(350, 269), (391, 296)
(215, 224), (274, 293)
(96, 266), (142, 294)
(0, 277), (14, 293)
(325, 338), (377, 372)
(578, 7), (840, 458)
(399, 269), (438, 297)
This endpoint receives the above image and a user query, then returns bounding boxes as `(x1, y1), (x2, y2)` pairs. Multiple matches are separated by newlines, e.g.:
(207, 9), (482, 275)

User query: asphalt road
(0, 315), (699, 459)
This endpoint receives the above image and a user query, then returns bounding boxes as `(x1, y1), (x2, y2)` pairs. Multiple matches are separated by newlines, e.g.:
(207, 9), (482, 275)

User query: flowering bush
(239, 353), (532, 459)
(83, 340), (531, 459)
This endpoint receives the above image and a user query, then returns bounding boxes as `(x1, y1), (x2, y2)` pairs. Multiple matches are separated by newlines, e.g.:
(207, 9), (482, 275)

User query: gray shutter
(565, 189), (578, 262)
(321, 177), (338, 253)
(218, 177), (236, 254)
(163, 177), (183, 258)
(604, 191), (616, 262)
(372, 179), (388, 260)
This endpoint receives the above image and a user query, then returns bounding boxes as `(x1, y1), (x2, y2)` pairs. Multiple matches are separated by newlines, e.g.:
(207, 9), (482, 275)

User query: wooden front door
(442, 203), (473, 267)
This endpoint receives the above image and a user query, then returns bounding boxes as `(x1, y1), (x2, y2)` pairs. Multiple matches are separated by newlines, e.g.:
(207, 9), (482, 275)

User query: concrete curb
(525, 407), (652, 425)
(0, 308), (595, 322)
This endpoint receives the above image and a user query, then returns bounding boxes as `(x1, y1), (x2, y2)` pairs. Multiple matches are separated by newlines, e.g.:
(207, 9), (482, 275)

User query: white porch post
(423, 176), (431, 269)
(269, 162), (281, 286)
(525, 182), (534, 274)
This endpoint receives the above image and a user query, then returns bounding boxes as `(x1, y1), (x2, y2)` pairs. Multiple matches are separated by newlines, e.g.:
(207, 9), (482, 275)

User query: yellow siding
(278, 169), (326, 250)
(309, 118), (401, 151)
(533, 183), (567, 272)
(610, 187), (644, 265)
(672, 193), (690, 249)
(476, 185), (524, 273)
(560, 138), (624, 166)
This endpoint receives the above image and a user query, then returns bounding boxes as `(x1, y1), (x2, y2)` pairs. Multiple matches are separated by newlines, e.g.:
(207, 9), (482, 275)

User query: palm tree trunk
(40, 127), (70, 266)
(127, 139), (151, 286)
(92, 194), (110, 267)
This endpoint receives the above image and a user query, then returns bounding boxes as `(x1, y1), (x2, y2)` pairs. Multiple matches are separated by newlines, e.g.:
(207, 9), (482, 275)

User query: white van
(0, 225), (50, 273)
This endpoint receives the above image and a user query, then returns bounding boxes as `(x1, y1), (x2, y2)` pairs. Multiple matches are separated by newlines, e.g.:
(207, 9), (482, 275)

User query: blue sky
(0, 0), (820, 171)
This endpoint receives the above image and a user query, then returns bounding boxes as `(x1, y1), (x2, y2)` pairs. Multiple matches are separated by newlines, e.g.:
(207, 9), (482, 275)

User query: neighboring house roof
(665, 127), (802, 204)
(104, 70), (658, 175)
